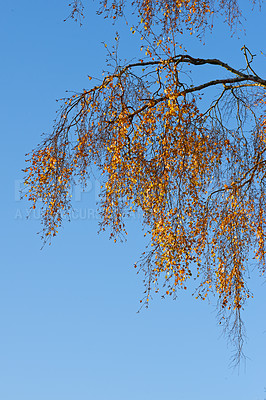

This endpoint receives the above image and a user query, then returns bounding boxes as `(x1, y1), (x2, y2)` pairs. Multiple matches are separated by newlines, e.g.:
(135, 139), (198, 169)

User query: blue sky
(1, 1), (266, 399)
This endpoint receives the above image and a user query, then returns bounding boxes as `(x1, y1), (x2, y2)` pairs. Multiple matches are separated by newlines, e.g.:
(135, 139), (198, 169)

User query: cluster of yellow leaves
(24, 58), (266, 322)
(24, 141), (73, 237)
(97, 0), (248, 37)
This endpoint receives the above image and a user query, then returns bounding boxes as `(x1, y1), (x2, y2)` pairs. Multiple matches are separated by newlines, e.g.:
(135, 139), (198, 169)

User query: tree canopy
(23, 0), (265, 364)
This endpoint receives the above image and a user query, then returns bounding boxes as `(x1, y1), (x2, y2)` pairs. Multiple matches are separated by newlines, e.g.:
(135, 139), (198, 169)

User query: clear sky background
(1, 1), (266, 399)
